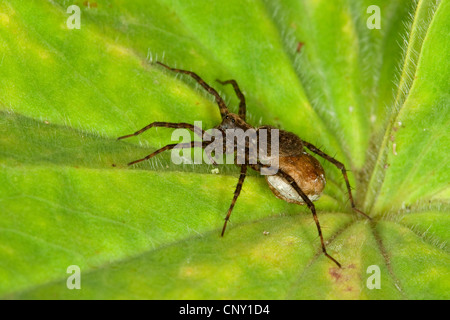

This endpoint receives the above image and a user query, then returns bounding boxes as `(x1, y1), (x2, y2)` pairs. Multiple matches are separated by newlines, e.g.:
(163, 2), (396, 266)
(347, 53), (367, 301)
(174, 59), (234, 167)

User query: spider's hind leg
(277, 169), (342, 268)
(302, 140), (371, 220)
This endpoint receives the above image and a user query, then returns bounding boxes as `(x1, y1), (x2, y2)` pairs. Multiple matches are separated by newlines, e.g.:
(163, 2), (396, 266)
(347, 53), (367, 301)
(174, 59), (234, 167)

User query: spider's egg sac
(265, 153), (326, 204)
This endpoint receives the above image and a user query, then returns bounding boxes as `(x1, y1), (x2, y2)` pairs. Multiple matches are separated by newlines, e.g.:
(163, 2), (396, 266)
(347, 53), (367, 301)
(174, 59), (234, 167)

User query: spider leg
(216, 79), (246, 120)
(117, 122), (209, 141)
(156, 62), (229, 119)
(127, 141), (209, 166)
(302, 141), (371, 220)
(221, 164), (248, 236)
(277, 169), (342, 268)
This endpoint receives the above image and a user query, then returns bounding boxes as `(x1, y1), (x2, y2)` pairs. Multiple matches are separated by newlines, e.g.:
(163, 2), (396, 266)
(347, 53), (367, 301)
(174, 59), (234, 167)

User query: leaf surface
(0, 0), (448, 299)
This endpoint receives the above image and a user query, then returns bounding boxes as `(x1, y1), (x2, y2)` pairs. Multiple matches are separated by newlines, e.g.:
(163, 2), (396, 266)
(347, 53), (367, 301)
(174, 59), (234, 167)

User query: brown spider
(118, 61), (371, 268)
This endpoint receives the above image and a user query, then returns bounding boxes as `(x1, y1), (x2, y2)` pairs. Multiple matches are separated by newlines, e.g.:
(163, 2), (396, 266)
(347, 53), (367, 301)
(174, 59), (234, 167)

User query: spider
(118, 61), (371, 268)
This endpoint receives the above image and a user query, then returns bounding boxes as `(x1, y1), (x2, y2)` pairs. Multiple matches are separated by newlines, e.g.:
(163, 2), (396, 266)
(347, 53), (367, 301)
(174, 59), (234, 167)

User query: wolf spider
(118, 62), (370, 268)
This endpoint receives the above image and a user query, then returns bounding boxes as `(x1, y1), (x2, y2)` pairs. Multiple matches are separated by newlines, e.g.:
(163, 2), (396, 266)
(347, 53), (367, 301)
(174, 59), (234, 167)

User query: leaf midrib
(363, 0), (442, 213)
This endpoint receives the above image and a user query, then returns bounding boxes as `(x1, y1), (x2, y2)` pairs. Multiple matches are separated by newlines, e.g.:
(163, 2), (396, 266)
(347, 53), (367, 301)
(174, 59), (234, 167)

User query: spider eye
(225, 115), (229, 119)
(232, 118), (235, 123)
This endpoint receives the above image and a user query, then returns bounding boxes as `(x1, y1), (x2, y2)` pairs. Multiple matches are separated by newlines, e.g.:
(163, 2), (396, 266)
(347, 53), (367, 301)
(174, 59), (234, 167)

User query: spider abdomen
(266, 153), (326, 205)
(118, 62), (370, 267)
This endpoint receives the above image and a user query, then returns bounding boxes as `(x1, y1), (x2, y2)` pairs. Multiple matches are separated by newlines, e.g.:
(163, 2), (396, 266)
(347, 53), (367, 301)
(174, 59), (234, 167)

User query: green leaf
(0, 0), (448, 299)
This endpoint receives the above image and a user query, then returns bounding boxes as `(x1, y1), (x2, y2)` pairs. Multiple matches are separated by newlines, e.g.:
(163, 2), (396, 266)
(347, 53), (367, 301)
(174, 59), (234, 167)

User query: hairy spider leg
(126, 141), (211, 166)
(302, 141), (371, 220)
(216, 79), (246, 121)
(222, 152), (343, 268)
(119, 62), (347, 267)
(221, 164), (248, 237)
(117, 122), (209, 141)
(276, 169), (342, 268)
(156, 62), (229, 119)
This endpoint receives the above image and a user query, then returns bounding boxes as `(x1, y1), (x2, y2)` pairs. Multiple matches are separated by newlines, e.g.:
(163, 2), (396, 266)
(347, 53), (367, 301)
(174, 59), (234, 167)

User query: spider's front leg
(156, 62), (230, 119)
(118, 121), (219, 165)
(216, 79), (246, 120)
(117, 122), (209, 141)
(124, 141), (211, 166)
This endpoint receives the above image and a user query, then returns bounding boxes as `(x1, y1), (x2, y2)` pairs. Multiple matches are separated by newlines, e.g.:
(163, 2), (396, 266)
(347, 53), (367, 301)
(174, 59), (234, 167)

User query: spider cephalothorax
(118, 61), (370, 268)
